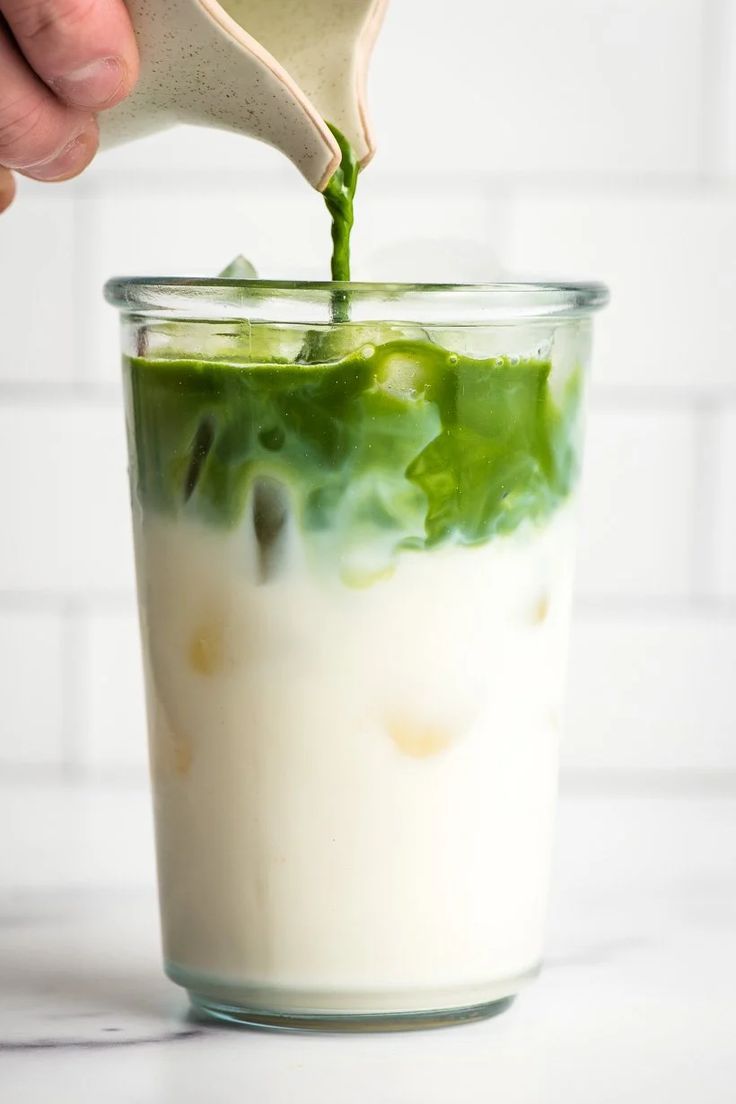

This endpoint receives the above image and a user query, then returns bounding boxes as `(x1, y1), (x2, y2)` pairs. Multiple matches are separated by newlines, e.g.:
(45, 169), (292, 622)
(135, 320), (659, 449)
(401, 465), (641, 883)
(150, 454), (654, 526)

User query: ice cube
(219, 255), (258, 279)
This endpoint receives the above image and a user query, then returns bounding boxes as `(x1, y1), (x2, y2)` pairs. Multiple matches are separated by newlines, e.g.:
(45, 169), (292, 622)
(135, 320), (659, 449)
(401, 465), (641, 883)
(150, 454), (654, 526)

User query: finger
(0, 167), (16, 211)
(1, 0), (139, 110)
(0, 23), (97, 176)
(17, 116), (97, 180)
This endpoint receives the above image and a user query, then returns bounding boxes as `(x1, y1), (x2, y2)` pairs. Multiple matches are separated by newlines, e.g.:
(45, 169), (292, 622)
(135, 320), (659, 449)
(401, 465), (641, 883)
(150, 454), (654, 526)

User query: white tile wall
(701, 0), (736, 174)
(0, 190), (77, 383)
(353, 183), (503, 283)
(0, 612), (65, 765)
(565, 611), (736, 772)
(370, 0), (705, 177)
(0, 0), (734, 786)
(576, 408), (699, 599)
(712, 406), (736, 596)
(79, 609), (147, 772)
(0, 404), (134, 594)
(723, 1), (736, 174)
(505, 191), (736, 391)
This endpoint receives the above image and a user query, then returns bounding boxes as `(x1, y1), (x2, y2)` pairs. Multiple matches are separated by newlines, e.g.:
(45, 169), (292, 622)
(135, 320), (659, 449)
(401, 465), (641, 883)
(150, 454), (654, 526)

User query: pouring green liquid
(321, 125), (359, 322)
(220, 125), (358, 288)
(322, 124), (359, 283)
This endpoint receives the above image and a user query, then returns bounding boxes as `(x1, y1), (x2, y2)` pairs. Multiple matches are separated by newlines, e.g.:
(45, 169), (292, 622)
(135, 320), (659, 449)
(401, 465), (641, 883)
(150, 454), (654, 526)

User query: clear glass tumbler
(105, 279), (608, 1031)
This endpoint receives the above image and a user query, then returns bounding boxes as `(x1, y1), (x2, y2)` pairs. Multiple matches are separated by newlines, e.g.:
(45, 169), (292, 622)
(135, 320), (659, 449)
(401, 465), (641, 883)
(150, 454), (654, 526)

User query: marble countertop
(1, 781), (735, 1103)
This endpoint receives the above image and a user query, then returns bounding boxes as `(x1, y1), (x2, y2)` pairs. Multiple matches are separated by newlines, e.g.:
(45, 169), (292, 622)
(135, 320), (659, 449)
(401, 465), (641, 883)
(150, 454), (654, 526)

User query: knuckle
(0, 95), (48, 160)
(13, 0), (99, 44)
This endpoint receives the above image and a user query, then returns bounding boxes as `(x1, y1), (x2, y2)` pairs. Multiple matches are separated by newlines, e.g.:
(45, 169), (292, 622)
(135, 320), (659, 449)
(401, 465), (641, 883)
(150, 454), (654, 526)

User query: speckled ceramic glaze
(99, 0), (388, 188)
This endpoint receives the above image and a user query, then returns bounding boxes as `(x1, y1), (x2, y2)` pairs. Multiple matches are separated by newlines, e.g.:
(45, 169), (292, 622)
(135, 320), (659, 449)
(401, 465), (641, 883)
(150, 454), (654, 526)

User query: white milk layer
(134, 506), (576, 1012)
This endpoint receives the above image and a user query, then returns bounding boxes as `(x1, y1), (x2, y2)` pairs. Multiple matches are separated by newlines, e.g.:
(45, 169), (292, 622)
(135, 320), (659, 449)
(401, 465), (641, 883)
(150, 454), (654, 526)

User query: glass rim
(104, 278), (609, 324)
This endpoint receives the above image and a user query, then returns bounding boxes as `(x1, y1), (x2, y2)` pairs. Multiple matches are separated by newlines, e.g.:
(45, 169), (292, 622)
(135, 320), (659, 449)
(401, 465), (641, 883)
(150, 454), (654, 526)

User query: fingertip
(22, 119), (99, 182)
(0, 169), (16, 213)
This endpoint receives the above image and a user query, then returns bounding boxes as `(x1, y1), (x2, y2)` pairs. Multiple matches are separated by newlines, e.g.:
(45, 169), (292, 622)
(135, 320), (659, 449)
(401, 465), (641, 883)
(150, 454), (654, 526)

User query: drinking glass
(105, 278), (608, 1030)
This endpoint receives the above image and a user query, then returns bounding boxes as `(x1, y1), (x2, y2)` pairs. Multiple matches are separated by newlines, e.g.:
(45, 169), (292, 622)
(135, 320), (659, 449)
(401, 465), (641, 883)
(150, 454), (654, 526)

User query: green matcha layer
(126, 329), (582, 573)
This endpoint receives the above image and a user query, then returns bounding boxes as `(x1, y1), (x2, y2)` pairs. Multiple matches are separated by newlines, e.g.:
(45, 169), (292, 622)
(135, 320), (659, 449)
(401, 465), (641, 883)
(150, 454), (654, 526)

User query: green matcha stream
(321, 125), (359, 323)
(322, 125), (359, 283)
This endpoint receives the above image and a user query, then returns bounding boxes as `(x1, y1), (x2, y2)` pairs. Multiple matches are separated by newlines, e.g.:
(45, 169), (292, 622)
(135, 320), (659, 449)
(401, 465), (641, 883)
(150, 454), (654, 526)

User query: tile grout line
(589, 387), (736, 409)
(560, 767), (736, 799)
(70, 187), (86, 386)
(690, 399), (720, 599)
(0, 592), (135, 613)
(483, 180), (515, 275)
(573, 593), (736, 620)
(0, 762), (149, 789)
(0, 384), (122, 404)
(698, 0), (731, 179)
(78, 167), (736, 197)
(60, 600), (88, 780)
(71, 181), (95, 387)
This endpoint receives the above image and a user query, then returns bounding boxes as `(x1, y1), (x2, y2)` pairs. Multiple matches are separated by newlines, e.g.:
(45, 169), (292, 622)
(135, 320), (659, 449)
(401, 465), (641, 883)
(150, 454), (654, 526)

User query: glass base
(188, 991), (516, 1033)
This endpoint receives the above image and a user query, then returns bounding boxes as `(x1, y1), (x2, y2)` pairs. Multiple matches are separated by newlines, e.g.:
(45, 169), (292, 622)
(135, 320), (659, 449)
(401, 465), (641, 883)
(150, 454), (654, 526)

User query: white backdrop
(0, 0), (734, 786)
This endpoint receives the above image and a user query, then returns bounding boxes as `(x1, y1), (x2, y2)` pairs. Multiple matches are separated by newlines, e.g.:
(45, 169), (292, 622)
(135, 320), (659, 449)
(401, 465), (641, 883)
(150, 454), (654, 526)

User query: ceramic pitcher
(99, 0), (389, 189)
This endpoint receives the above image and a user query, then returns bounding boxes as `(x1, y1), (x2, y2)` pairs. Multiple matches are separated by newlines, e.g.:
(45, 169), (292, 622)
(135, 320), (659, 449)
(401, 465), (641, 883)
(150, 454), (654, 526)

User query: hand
(0, 0), (139, 212)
